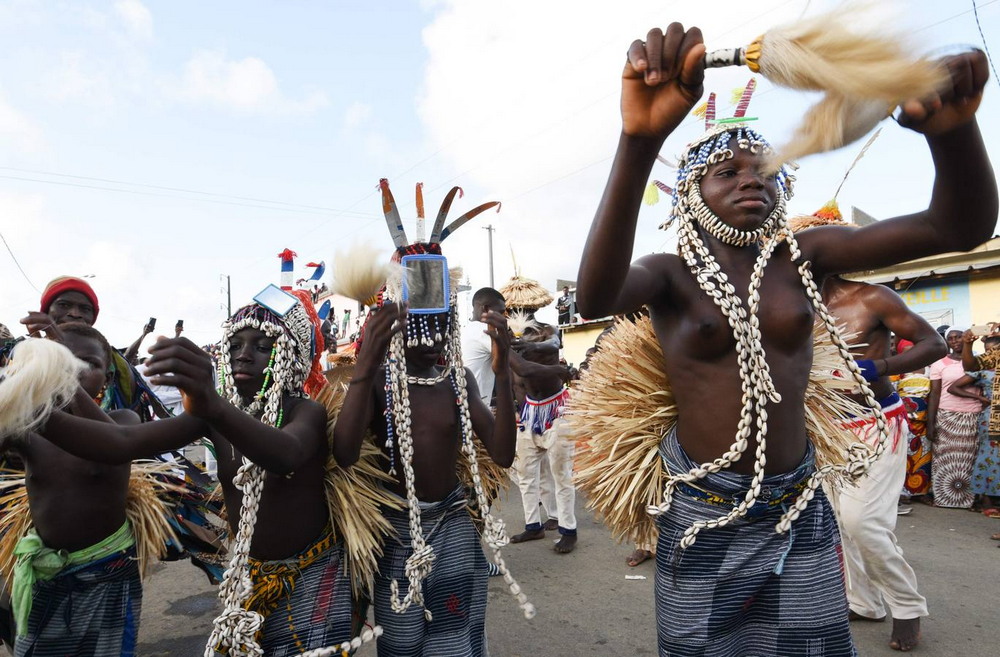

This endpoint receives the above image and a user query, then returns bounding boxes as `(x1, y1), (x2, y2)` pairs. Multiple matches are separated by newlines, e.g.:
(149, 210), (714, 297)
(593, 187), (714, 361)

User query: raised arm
(961, 330), (981, 372)
(19, 312), (64, 341)
(468, 311), (516, 467)
(41, 396), (208, 464)
(576, 24), (705, 318)
(508, 349), (571, 382)
(143, 337), (325, 475)
(801, 52), (997, 276)
(123, 321), (154, 365)
(958, 329), (1000, 374)
(869, 287), (946, 376)
(332, 304), (404, 468)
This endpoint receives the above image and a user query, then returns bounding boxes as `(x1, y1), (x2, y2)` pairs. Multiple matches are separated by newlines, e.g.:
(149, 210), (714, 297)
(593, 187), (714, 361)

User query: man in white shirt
(463, 288), (507, 406)
(464, 288), (560, 537)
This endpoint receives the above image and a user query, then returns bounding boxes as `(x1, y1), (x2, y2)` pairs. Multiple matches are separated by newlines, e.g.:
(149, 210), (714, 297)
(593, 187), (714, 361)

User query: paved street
(7, 489), (997, 656)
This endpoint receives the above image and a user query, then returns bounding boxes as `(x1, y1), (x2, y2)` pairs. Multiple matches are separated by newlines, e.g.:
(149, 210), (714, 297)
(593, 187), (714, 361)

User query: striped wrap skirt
(375, 485), (489, 657)
(654, 431), (856, 657)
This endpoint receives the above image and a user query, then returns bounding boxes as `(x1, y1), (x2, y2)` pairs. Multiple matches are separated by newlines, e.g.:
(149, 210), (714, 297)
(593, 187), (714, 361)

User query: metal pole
(484, 224), (495, 288)
(224, 275), (232, 317)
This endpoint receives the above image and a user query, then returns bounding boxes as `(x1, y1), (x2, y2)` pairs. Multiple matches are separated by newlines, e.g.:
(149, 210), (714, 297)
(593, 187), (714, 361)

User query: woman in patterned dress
(927, 329), (984, 508)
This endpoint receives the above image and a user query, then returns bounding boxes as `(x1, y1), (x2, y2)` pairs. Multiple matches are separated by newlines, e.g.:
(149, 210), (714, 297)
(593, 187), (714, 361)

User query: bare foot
(510, 528), (545, 543)
(889, 617), (920, 651)
(554, 534), (577, 554)
(542, 518), (559, 531)
(626, 548), (653, 567)
(849, 610), (886, 622)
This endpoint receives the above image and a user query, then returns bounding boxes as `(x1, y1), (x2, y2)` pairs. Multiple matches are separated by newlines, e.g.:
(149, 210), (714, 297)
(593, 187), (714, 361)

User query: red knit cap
(40, 276), (100, 320)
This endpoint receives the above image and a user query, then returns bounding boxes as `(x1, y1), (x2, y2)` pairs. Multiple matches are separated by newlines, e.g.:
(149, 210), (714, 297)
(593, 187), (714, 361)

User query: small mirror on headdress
(253, 284), (300, 317)
(401, 254), (450, 314)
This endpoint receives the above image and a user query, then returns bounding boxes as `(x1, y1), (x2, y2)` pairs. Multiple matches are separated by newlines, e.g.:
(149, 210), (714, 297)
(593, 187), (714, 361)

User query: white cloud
(415, 0), (972, 310)
(416, 0), (792, 298)
(46, 52), (116, 109)
(0, 93), (45, 154)
(171, 49), (329, 114)
(114, 0), (153, 41)
(343, 101), (372, 130)
(0, 192), (61, 320)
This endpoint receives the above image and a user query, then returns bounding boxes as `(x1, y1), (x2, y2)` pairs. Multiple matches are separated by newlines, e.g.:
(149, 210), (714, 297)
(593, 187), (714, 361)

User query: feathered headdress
(379, 178), (500, 257)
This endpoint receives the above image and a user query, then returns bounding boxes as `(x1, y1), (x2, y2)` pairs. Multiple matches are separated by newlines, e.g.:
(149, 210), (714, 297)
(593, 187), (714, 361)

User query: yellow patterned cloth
(973, 347), (1000, 438)
(245, 530), (335, 620)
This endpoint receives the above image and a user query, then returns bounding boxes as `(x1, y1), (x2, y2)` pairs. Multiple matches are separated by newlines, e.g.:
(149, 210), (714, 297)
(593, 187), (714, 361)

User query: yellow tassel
(744, 37), (763, 72)
(814, 199), (843, 222)
(643, 181), (661, 206)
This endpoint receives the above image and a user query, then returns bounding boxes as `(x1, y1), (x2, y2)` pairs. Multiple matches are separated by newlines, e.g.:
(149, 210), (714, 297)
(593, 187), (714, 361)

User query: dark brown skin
(960, 328), (1000, 372)
(510, 315), (566, 401)
(509, 349), (571, 400)
(39, 331), (329, 561)
(947, 374), (988, 405)
(123, 320), (155, 365)
(3, 333), (137, 552)
(333, 304), (517, 502)
(822, 277), (945, 401)
(576, 24), (996, 476)
(23, 297), (173, 419)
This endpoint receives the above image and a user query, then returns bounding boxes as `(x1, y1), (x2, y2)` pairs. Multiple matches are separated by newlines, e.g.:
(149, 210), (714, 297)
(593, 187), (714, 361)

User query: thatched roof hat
(499, 274), (553, 311)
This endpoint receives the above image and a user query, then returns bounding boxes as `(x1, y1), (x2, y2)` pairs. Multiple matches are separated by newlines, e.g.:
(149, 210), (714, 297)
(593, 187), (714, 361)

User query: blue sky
(0, 0), (998, 348)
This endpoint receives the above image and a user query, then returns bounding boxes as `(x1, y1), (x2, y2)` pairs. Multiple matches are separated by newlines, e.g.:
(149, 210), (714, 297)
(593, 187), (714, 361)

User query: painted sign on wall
(895, 276), (970, 329)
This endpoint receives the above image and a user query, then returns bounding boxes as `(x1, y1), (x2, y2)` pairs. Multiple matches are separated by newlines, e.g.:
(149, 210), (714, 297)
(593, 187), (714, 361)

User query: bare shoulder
(641, 251), (690, 307)
(108, 409), (141, 426)
(637, 251), (682, 292)
(856, 281), (907, 309)
(284, 396), (326, 419)
(794, 225), (861, 263)
(635, 251), (679, 273)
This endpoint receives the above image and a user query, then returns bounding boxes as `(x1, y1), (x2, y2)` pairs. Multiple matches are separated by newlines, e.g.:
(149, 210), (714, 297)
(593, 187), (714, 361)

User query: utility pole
(220, 274), (231, 317)
(483, 224), (495, 288)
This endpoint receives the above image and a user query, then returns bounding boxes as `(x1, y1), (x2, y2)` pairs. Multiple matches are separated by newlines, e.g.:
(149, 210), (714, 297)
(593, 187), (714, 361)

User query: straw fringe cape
(564, 315), (867, 549)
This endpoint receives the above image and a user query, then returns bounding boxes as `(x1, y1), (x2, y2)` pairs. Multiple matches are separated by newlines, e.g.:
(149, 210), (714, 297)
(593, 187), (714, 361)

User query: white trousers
(831, 411), (928, 620)
(509, 454), (557, 518)
(514, 418), (576, 530)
